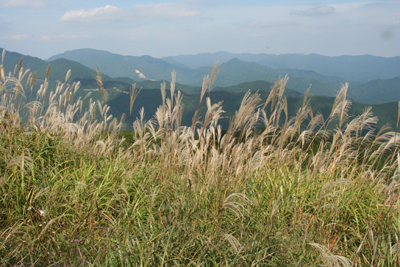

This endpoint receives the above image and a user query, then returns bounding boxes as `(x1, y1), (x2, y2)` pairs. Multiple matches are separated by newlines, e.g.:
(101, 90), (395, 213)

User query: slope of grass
(1, 54), (400, 266)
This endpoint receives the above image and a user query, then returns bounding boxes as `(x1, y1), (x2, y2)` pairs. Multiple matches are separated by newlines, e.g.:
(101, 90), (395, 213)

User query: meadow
(1, 50), (400, 266)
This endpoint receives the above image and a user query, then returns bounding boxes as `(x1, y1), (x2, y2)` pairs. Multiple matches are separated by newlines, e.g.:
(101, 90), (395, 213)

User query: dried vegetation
(1, 50), (400, 266)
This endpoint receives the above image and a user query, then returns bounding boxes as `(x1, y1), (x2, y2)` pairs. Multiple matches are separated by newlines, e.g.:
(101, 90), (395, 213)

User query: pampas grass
(1, 49), (399, 266)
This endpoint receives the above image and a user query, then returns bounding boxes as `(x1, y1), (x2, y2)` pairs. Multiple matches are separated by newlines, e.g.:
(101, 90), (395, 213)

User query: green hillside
(348, 77), (400, 104)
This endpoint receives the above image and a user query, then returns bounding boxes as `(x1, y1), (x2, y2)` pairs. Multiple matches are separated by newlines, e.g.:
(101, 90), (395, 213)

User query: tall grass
(1, 50), (400, 266)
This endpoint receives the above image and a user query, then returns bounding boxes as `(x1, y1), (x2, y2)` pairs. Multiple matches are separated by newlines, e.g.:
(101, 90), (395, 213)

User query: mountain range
(47, 48), (400, 104)
(163, 51), (400, 83)
(2, 47), (399, 131)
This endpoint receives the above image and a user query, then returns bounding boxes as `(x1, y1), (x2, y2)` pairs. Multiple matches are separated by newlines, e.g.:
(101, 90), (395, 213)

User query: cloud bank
(60, 3), (200, 23)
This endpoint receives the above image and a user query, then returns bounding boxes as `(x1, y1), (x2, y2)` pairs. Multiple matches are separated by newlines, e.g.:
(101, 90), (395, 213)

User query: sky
(0, 0), (399, 59)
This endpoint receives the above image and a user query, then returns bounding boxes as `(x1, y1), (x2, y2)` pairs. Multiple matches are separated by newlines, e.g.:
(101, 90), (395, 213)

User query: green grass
(1, 55), (400, 266)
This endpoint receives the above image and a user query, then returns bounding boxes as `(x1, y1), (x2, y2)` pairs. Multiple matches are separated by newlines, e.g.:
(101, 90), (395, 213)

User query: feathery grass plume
(160, 81), (167, 126)
(82, 91), (92, 101)
(18, 58), (23, 74)
(64, 69), (71, 83)
(209, 62), (219, 94)
(73, 81), (80, 95)
(302, 85), (311, 109)
(397, 101), (400, 129)
(265, 76), (285, 111)
(192, 75), (210, 131)
(45, 64), (50, 81)
(1, 49), (5, 64)
(222, 193), (251, 220)
(6, 155), (33, 174)
(9, 75), (26, 101)
(129, 83), (141, 130)
(329, 83), (351, 129)
(200, 63), (219, 128)
(319, 178), (352, 199)
(28, 71), (37, 91)
(200, 75), (210, 105)
(223, 233), (243, 254)
(309, 243), (352, 267)
(227, 91), (261, 136)
(170, 69), (176, 104)
(96, 66), (105, 104)
(13, 62), (18, 76)
(129, 83), (140, 117)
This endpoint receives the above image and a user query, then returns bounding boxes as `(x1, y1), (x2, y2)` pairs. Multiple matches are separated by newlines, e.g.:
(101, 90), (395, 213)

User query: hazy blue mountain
(164, 52), (400, 83)
(47, 48), (194, 82)
(47, 49), (347, 90)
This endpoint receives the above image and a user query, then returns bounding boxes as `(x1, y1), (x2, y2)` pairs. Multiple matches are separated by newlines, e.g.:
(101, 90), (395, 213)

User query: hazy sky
(0, 0), (399, 59)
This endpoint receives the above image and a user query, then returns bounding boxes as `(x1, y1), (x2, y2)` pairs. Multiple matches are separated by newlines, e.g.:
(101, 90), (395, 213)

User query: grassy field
(1, 54), (400, 266)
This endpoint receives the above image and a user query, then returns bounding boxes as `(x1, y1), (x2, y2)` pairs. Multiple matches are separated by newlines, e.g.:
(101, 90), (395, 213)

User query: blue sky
(0, 0), (399, 59)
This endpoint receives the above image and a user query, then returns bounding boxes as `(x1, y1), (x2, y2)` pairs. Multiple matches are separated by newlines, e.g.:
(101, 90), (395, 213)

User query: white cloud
(60, 5), (120, 22)
(0, 0), (47, 8)
(0, 34), (28, 40)
(42, 34), (89, 41)
(60, 3), (200, 23)
(291, 5), (336, 16)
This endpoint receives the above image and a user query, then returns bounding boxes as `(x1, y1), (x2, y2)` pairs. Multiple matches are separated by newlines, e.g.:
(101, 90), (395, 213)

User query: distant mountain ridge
(46, 48), (400, 104)
(48, 48), (353, 98)
(164, 52), (400, 83)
